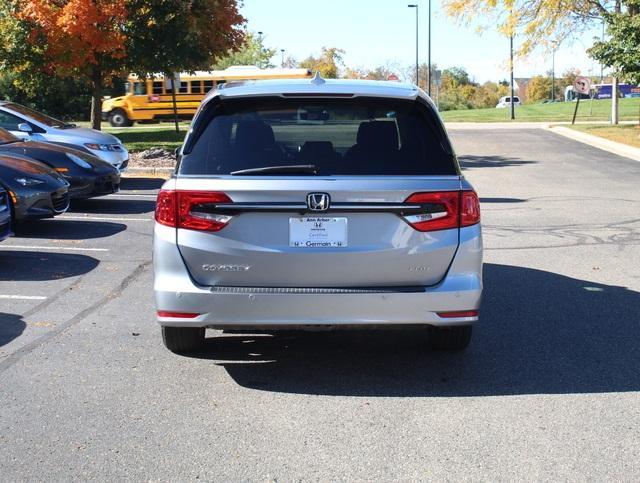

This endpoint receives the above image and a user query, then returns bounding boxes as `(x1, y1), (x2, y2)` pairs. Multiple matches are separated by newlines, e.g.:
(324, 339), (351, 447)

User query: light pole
(257, 31), (264, 69)
(281, 49), (285, 68)
(600, 18), (605, 83)
(408, 4), (419, 87)
(427, 0), (432, 97)
(510, 34), (515, 120)
(551, 41), (557, 102)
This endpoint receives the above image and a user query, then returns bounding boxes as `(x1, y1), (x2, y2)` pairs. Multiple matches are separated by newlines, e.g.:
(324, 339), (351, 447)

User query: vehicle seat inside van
(344, 121), (399, 172)
(233, 120), (284, 166)
(298, 141), (338, 169)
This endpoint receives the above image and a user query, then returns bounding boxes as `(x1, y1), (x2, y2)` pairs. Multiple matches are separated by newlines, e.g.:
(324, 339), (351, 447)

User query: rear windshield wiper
(230, 164), (318, 176)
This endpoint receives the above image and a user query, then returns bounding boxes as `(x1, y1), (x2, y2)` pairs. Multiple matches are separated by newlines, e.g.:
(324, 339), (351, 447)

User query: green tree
(443, 0), (628, 122)
(212, 32), (276, 70)
(125, 0), (245, 130)
(0, 0), (128, 129)
(588, 1), (640, 85)
(471, 81), (509, 108)
(300, 47), (345, 78)
(526, 75), (552, 103)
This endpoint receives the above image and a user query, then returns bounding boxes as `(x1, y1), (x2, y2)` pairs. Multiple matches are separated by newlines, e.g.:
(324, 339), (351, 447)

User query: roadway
(0, 128), (639, 480)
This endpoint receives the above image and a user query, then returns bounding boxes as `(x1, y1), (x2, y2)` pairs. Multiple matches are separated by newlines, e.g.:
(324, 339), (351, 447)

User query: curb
(122, 167), (174, 178)
(546, 126), (640, 163)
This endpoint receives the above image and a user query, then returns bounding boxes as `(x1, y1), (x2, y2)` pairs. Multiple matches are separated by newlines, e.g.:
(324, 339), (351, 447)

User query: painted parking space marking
(0, 245), (109, 252)
(59, 215), (152, 222)
(0, 295), (47, 301)
(109, 193), (158, 198)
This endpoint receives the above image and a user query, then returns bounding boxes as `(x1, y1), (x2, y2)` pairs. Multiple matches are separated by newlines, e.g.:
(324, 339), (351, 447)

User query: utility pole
(408, 5), (419, 87)
(427, 0), (432, 97)
(600, 18), (605, 83)
(510, 34), (515, 120)
(257, 31), (264, 69)
(551, 44), (555, 102)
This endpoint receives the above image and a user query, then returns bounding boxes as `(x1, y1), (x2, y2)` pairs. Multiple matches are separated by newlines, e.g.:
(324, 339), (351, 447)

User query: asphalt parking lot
(1, 128), (639, 480)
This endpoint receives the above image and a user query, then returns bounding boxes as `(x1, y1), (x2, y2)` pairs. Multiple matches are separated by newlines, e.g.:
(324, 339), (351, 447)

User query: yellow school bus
(101, 67), (313, 127)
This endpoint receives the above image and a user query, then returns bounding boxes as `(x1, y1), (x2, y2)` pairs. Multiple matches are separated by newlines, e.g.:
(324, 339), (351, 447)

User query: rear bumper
(154, 224), (483, 328)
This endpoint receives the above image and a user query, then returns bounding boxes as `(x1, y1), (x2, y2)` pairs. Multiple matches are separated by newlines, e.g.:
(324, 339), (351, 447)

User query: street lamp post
(257, 31), (264, 69)
(408, 4), (419, 87)
(427, 0), (432, 97)
(281, 49), (285, 68)
(551, 43), (556, 102)
(600, 18), (605, 83)
(510, 34), (515, 120)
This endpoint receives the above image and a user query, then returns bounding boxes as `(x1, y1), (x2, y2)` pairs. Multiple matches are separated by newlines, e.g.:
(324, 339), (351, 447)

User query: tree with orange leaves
(12, 0), (128, 129)
(1, 0), (245, 129)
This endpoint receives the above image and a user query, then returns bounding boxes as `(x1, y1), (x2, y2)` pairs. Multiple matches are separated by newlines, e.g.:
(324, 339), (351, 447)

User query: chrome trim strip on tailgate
(208, 286), (427, 294)
(204, 203), (424, 213)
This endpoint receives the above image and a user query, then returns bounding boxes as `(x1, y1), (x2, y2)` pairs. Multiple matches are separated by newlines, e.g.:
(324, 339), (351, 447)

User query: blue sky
(240, 0), (607, 83)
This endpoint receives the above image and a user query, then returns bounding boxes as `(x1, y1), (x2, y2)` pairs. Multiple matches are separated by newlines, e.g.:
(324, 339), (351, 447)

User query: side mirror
(174, 146), (181, 161)
(17, 123), (33, 133)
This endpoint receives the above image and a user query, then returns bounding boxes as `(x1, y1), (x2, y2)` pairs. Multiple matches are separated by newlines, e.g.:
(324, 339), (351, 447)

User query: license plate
(289, 217), (347, 248)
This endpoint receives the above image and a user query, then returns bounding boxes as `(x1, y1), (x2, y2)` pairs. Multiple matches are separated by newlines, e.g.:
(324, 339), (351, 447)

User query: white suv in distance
(496, 96), (521, 108)
(153, 76), (483, 353)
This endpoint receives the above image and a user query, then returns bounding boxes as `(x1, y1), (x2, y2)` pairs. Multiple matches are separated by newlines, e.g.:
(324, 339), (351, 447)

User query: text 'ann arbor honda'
(153, 74), (483, 353)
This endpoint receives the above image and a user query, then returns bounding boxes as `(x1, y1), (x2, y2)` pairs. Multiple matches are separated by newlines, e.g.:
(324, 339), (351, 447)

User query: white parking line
(0, 245), (109, 252)
(109, 194), (158, 198)
(0, 295), (47, 300)
(59, 215), (152, 222)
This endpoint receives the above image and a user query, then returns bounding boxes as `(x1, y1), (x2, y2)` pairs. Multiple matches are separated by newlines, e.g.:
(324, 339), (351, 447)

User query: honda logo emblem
(307, 193), (330, 212)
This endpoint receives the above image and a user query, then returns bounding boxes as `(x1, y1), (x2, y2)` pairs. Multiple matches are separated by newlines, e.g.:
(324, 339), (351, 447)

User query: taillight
(404, 192), (460, 232)
(460, 190), (480, 227)
(404, 190), (480, 232)
(155, 190), (177, 227)
(155, 190), (233, 232)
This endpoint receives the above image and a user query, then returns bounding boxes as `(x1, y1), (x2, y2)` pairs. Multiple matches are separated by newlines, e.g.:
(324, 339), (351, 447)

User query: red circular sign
(149, 94), (160, 102)
(387, 74), (400, 81)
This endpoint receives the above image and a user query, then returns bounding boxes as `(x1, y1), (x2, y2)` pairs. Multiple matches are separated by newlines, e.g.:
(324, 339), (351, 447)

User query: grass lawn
(441, 97), (640, 123)
(568, 124), (640, 149)
(105, 126), (187, 152)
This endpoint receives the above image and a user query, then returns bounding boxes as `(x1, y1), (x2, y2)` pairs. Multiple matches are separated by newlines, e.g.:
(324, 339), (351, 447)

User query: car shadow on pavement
(459, 155), (536, 169)
(186, 263), (640, 397)
(120, 177), (165, 191)
(13, 220), (126, 240)
(71, 198), (156, 215)
(0, 251), (99, 281)
(480, 197), (527, 203)
(0, 313), (26, 347)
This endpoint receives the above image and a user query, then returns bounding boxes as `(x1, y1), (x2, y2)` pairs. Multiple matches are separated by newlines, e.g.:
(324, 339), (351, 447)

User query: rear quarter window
(179, 97), (458, 176)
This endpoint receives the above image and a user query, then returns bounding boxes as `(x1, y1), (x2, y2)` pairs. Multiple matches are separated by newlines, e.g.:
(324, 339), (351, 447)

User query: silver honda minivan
(153, 76), (482, 353)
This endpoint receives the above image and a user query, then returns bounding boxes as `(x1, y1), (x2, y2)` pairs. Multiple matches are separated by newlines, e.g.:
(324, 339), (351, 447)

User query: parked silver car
(0, 101), (129, 171)
(153, 76), (483, 353)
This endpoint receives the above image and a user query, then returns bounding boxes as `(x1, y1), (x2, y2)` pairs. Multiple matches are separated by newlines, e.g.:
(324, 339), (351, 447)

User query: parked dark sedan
(0, 128), (120, 199)
(0, 185), (12, 241)
(0, 153), (70, 221)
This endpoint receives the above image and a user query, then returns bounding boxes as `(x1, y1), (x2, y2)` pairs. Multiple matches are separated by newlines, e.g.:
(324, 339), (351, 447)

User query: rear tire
(108, 108), (133, 127)
(161, 327), (205, 353)
(428, 325), (472, 351)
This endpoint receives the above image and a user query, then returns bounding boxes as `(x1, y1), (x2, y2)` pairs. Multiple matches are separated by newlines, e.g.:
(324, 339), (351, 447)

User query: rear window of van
(179, 97), (458, 176)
